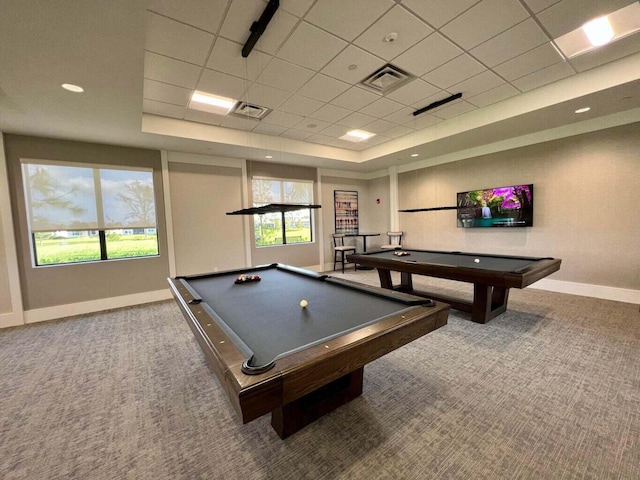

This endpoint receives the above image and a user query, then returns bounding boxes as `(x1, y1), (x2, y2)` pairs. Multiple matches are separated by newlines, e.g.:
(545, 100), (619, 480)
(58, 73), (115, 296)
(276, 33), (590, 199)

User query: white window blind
(21, 160), (157, 232)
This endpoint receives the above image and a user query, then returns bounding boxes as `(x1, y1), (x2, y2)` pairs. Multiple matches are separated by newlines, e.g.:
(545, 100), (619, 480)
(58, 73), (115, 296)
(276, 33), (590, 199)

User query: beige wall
(398, 122), (640, 290)
(0, 211), (11, 314)
(4, 135), (170, 310)
(168, 161), (246, 275)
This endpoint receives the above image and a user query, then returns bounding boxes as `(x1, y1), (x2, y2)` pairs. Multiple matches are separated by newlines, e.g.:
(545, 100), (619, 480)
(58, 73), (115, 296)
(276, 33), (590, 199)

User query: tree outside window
(21, 160), (159, 265)
(252, 178), (313, 246)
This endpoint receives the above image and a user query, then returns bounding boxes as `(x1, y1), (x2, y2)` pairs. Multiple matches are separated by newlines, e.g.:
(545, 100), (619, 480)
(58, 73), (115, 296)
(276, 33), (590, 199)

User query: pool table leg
(376, 269), (413, 291)
(472, 284), (510, 323)
(271, 367), (364, 439)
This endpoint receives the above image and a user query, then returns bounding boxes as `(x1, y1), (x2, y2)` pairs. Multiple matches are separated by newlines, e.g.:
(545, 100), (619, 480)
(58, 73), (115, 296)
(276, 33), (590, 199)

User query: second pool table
(347, 249), (561, 324)
(168, 263), (449, 439)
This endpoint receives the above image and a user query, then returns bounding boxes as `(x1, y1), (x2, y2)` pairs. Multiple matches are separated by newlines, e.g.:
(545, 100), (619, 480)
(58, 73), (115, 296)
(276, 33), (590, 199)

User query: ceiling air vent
(229, 101), (271, 119)
(360, 63), (415, 94)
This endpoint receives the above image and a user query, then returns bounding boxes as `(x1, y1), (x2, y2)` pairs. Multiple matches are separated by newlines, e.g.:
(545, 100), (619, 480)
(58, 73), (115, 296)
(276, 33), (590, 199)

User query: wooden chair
(380, 231), (403, 249)
(332, 234), (356, 273)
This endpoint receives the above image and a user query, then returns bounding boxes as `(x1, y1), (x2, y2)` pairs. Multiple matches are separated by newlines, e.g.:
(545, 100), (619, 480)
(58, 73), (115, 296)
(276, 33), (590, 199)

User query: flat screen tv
(457, 184), (533, 228)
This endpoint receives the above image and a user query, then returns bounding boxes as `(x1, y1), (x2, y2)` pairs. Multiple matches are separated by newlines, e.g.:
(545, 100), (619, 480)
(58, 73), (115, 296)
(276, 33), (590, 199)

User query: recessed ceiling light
(583, 17), (614, 46)
(554, 3), (640, 58)
(189, 91), (236, 115)
(339, 129), (376, 142)
(411, 153), (419, 157)
(265, 155), (273, 159)
(61, 83), (84, 93)
(575, 107), (591, 114)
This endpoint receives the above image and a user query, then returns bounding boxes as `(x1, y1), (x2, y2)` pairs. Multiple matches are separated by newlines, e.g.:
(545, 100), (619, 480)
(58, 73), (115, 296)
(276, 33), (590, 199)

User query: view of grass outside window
(252, 178), (313, 246)
(22, 160), (159, 266)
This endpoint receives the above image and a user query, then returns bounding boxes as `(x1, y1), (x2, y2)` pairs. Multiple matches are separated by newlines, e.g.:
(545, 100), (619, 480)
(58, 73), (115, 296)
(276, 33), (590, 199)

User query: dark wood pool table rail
(347, 249), (561, 324)
(168, 265), (449, 439)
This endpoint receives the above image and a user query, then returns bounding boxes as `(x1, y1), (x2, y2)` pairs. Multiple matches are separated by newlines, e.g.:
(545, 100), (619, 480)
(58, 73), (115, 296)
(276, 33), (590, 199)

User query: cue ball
(474, 258), (480, 263)
(300, 300), (308, 308)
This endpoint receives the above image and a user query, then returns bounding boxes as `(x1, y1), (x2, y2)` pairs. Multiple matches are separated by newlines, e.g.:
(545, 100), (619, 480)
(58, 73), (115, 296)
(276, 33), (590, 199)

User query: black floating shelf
(227, 203), (321, 215)
(398, 206), (461, 213)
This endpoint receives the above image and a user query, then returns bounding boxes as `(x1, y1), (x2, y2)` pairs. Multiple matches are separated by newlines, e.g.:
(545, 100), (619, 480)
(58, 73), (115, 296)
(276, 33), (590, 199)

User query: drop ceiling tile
(144, 52), (202, 89)
(363, 135), (392, 147)
(280, 0), (316, 17)
(354, 5), (433, 61)
(197, 69), (248, 99)
(296, 74), (350, 103)
(410, 92), (446, 110)
(280, 95), (324, 116)
(400, 0), (480, 29)
(441, 0), (529, 50)
(431, 100), (477, 119)
(385, 124), (414, 138)
(277, 22), (348, 71)
(252, 122), (289, 135)
(329, 138), (365, 150)
(362, 118), (396, 134)
(280, 129), (314, 140)
(305, 0), (395, 41)
(337, 112), (378, 128)
(319, 123), (351, 137)
(422, 54), (486, 89)
(262, 110), (305, 128)
(220, 115), (261, 130)
(147, 0), (228, 33)
(321, 45), (386, 85)
(384, 106), (415, 124)
(511, 61), (574, 91)
(393, 33), (463, 77)
(206, 38), (271, 81)
(219, 0), (273, 44)
(386, 79), (440, 106)
(306, 133), (336, 145)
(143, 79), (192, 106)
(522, 0), (562, 14)
(254, 9), (299, 55)
(535, 0), (634, 38)
(184, 109), (226, 125)
(293, 117), (332, 132)
(466, 83), (519, 107)
(145, 12), (214, 65)
(493, 43), (563, 81)
(330, 87), (380, 111)
(408, 113), (443, 129)
(309, 103), (352, 123)
(257, 58), (314, 92)
(359, 97), (405, 117)
(448, 70), (505, 97)
(471, 19), (549, 67)
(143, 99), (187, 119)
(244, 83), (291, 109)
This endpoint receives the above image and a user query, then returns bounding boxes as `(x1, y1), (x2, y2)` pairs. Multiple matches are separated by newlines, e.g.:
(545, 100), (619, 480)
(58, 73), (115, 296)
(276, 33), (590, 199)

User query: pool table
(168, 263), (449, 439)
(347, 249), (561, 324)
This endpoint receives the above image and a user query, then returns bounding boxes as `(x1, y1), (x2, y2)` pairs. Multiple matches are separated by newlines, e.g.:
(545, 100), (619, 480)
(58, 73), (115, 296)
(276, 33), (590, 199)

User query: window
(21, 160), (159, 266)
(252, 178), (314, 246)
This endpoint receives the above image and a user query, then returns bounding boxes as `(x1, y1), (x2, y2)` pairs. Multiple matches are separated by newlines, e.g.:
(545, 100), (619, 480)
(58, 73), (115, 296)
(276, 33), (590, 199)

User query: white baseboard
(23, 289), (173, 325)
(530, 278), (640, 305)
(0, 311), (25, 329)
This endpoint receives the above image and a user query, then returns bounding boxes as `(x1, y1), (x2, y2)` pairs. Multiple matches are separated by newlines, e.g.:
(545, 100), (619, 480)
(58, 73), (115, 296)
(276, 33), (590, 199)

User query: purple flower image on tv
(456, 184), (534, 228)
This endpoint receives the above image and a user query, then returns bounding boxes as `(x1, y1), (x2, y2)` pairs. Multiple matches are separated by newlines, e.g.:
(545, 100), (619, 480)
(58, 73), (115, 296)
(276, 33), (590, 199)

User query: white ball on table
(300, 300), (308, 308)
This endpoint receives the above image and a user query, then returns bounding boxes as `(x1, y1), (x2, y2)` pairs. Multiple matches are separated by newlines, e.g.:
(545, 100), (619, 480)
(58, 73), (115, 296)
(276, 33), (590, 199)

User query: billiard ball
(300, 300), (308, 308)
(474, 258), (480, 263)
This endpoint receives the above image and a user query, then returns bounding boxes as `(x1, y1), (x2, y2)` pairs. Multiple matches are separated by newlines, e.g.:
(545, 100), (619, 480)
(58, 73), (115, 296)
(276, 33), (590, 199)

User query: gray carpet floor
(1, 270), (639, 479)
